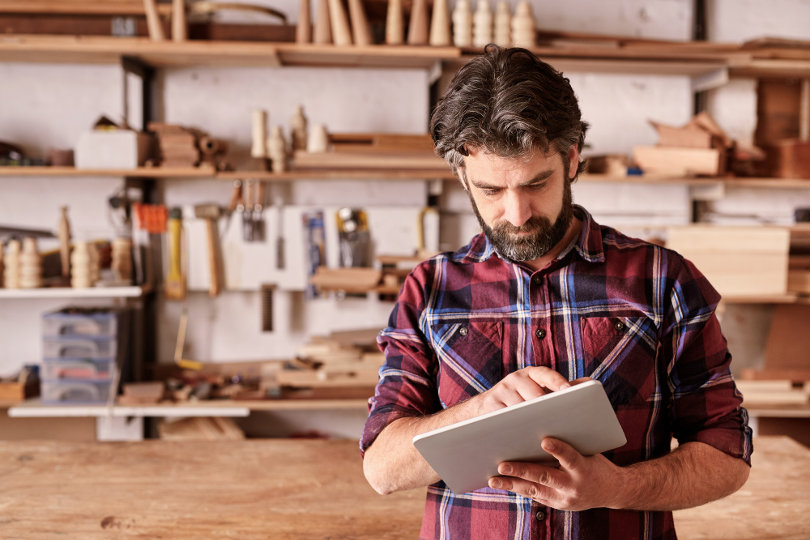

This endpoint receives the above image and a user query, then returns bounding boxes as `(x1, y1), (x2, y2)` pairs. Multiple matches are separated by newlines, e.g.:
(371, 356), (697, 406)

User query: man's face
(462, 146), (578, 264)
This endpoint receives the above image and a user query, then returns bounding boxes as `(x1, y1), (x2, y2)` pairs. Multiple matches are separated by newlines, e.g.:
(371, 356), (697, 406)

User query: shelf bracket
(121, 56), (156, 131)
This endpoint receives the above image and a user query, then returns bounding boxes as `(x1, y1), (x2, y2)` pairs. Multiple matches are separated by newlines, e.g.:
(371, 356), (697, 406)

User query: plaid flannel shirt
(361, 205), (752, 540)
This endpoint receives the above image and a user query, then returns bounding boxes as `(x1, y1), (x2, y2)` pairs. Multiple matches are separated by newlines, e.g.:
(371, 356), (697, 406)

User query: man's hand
(476, 367), (586, 415)
(488, 438), (751, 512)
(487, 437), (624, 511)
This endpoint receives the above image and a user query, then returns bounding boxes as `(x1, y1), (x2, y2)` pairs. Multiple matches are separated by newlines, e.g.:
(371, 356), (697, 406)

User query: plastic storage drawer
(42, 311), (118, 337)
(40, 379), (113, 404)
(42, 337), (117, 359)
(41, 358), (115, 381)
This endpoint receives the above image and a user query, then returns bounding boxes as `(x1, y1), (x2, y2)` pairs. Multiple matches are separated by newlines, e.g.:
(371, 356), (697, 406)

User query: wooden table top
(0, 436), (807, 539)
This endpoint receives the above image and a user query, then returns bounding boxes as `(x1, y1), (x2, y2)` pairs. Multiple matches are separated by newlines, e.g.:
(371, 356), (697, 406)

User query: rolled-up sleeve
(360, 268), (441, 455)
(664, 257), (753, 465)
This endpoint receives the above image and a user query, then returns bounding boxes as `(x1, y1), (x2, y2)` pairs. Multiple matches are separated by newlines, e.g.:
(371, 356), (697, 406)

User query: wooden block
(310, 267), (381, 293)
(296, 0), (312, 43)
(293, 151), (446, 170)
(666, 226), (790, 297)
(788, 269), (810, 294)
(313, 0), (332, 44)
(754, 79), (803, 145)
(765, 305), (810, 370)
(347, 0), (372, 46)
(690, 111), (733, 148)
(0, 380), (38, 402)
(633, 146), (725, 176)
(121, 381), (165, 403)
(764, 139), (810, 179)
(327, 0), (352, 45)
(649, 121), (714, 149)
(407, 0), (429, 45)
(142, 0), (165, 41)
(328, 132), (435, 154)
(740, 368), (810, 383)
(158, 417), (245, 440)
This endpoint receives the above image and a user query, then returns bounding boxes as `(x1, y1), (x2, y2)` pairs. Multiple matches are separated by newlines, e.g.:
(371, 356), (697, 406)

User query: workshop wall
(1, 0), (806, 438)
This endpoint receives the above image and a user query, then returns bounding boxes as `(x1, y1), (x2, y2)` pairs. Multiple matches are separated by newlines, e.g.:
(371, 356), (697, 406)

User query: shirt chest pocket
(578, 316), (659, 407)
(430, 320), (503, 408)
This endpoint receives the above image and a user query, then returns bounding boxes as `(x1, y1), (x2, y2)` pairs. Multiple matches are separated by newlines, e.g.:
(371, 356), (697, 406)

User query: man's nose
(502, 192), (532, 228)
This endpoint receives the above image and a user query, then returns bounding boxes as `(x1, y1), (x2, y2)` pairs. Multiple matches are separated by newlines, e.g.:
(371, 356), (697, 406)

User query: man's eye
(527, 183), (546, 191)
(480, 188), (500, 196)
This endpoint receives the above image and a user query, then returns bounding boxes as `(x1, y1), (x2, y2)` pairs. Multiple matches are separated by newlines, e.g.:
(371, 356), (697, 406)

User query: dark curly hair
(430, 45), (588, 181)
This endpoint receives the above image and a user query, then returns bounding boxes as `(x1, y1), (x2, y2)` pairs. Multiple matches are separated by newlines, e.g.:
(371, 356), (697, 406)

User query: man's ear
(567, 147), (580, 180)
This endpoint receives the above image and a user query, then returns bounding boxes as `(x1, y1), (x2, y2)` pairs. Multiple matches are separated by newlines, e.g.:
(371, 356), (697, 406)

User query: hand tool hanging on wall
(223, 179), (243, 233)
(337, 208), (371, 267)
(242, 180), (255, 242)
(194, 203), (223, 296)
(274, 196), (285, 269)
(173, 307), (202, 370)
(165, 207), (186, 301)
(252, 180), (265, 242)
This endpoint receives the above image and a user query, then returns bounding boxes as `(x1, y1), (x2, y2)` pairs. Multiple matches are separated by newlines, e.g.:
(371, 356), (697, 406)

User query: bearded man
(361, 45), (751, 540)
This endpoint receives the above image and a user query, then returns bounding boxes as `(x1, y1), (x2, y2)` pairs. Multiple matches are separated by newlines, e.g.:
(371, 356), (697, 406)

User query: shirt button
(535, 510), (545, 521)
(459, 327), (468, 337)
(615, 321), (625, 331)
(535, 328), (546, 339)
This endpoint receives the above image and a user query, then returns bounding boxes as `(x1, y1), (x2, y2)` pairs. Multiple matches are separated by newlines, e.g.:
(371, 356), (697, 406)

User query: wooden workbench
(0, 436), (806, 538)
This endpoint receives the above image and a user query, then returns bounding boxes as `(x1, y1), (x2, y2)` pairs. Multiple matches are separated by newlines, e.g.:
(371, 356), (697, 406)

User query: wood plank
(672, 436), (810, 539)
(0, 1), (172, 15)
(0, 438), (424, 538)
(0, 437), (803, 538)
(633, 146), (724, 176)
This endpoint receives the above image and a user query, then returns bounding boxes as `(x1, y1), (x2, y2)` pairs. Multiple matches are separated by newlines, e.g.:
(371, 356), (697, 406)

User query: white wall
(1, 0), (807, 438)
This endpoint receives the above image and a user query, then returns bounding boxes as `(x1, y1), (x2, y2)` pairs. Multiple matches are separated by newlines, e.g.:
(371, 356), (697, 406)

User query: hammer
(194, 203), (222, 297)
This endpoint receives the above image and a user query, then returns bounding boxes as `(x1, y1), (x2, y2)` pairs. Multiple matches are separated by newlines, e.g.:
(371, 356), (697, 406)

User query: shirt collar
(460, 204), (605, 265)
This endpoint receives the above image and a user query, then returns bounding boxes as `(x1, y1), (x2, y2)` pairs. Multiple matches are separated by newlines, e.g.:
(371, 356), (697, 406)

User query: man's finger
(488, 475), (555, 503)
(526, 366), (571, 392)
(541, 437), (581, 470)
(497, 461), (565, 489)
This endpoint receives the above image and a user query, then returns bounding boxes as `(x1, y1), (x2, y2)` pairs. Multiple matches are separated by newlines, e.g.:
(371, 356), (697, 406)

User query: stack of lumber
(117, 381), (166, 405)
(665, 225), (790, 297)
(275, 329), (384, 396)
(633, 112), (730, 176)
(310, 267), (382, 294)
(737, 378), (810, 407)
(293, 132), (446, 170)
(739, 304), (810, 409)
(148, 122), (205, 168)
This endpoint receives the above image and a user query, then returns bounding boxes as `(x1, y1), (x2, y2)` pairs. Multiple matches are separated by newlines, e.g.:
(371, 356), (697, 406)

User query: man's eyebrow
(469, 170), (555, 190)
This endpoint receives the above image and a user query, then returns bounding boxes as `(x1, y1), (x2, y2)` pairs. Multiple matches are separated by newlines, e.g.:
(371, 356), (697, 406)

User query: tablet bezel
(412, 379), (627, 494)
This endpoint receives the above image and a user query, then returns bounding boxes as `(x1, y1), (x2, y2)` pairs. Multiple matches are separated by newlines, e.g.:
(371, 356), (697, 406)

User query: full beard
(470, 180), (574, 263)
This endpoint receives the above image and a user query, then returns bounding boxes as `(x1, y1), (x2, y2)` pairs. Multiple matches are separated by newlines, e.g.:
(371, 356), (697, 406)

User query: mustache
(493, 216), (548, 234)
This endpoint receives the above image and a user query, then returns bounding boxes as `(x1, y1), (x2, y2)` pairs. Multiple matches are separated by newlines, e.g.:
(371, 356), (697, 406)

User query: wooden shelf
(6, 398), (368, 418)
(0, 34), (808, 78)
(0, 285), (145, 299)
(743, 403), (810, 418)
(1, 166), (808, 187)
(0, 165), (215, 178)
(217, 169), (457, 181)
(7, 399), (250, 418)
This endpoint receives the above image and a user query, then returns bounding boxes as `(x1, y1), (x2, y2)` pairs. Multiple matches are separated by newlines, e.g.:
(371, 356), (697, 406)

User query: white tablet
(412, 379), (626, 494)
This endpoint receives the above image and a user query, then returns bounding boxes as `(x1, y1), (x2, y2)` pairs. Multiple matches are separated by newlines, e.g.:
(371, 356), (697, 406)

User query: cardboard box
(75, 130), (152, 169)
(666, 225), (790, 297)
